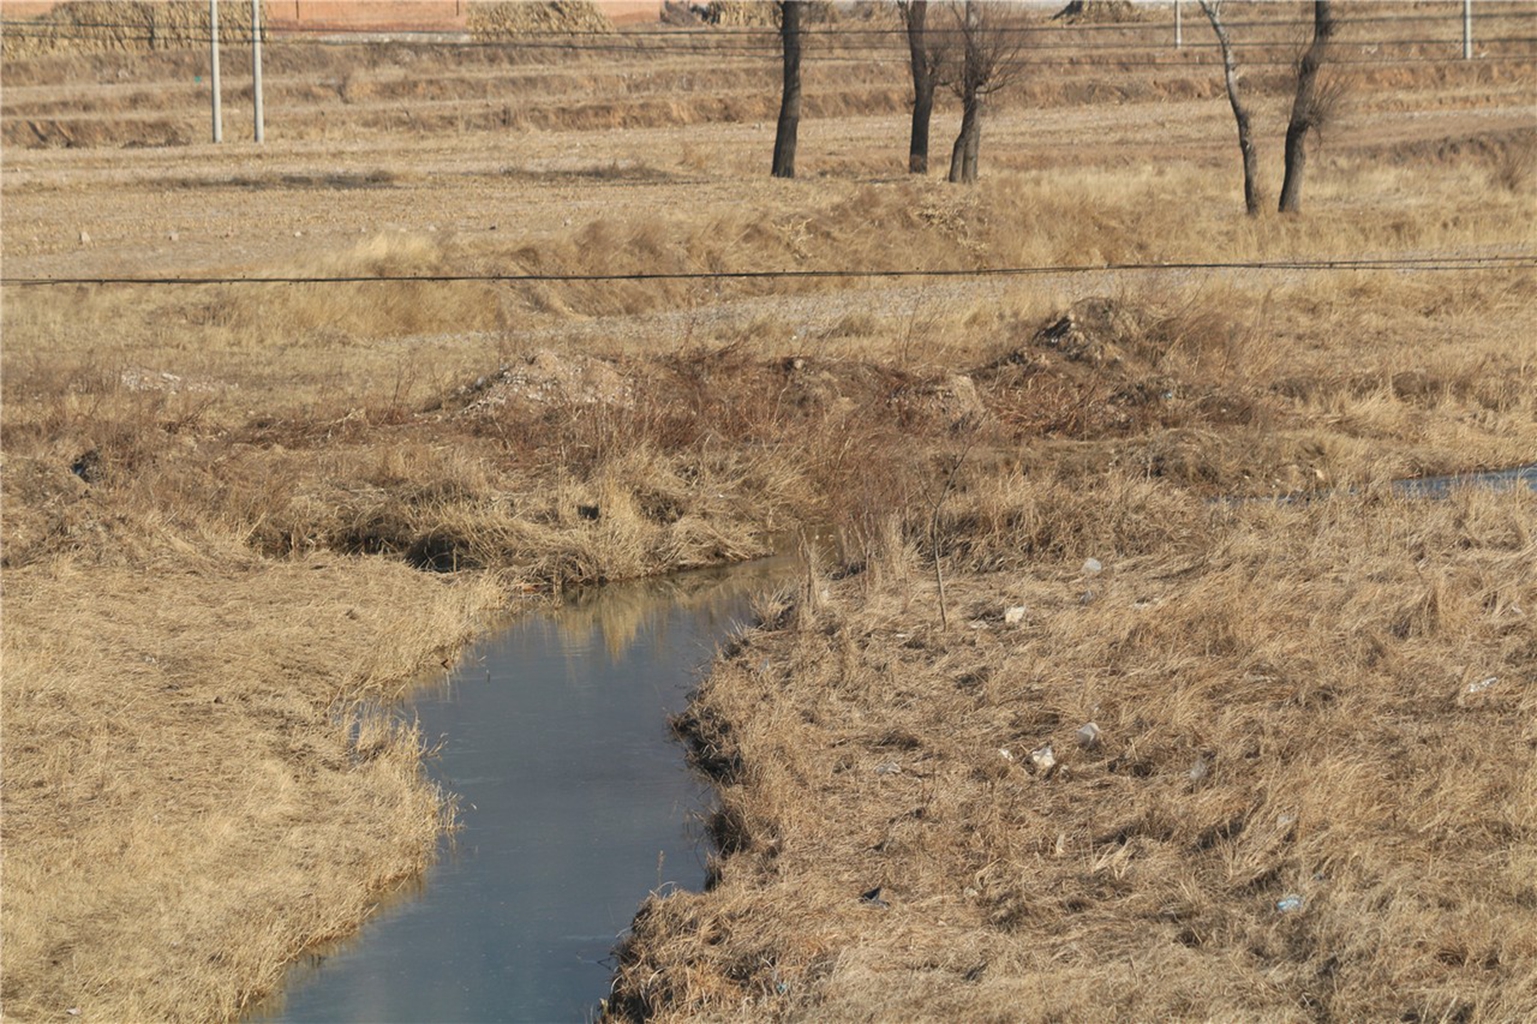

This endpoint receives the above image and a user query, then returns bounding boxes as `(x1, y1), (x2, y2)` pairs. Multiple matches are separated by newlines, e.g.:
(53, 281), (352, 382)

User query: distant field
(2, 1), (1534, 1020)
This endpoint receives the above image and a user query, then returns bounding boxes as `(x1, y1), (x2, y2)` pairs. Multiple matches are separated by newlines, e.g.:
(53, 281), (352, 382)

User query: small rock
(1076, 722), (1101, 748)
(1004, 605), (1027, 625)
(78, 230), (90, 245)
(1030, 744), (1056, 772)
(293, 230), (303, 238)
(998, 747), (1014, 762)
(1082, 557), (1103, 575)
(874, 760), (902, 775)
(859, 886), (888, 908)
(1188, 758), (1209, 782)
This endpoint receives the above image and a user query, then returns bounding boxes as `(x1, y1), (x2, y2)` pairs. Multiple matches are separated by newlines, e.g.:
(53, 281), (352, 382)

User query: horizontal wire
(6, 255), (1533, 288)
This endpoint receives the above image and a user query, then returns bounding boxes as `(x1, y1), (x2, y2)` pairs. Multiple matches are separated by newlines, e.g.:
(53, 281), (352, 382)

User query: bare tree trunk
(962, 98), (981, 181)
(772, 0), (803, 179)
(1199, 0), (1261, 215)
(1279, 0), (1336, 213)
(947, 0), (981, 184)
(948, 96), (982, 183)
(903, 1), (936, 173)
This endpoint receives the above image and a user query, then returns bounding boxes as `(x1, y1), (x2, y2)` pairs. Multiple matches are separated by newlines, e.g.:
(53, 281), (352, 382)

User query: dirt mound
(889, 373), (987, 431)
(973, 298), (1264, 438)
(1052, 0), (1140, 24)
(467, 1), (612, 37)
(0, 1), (265, 59)
(445, 350), (634, 417)
(979, 297), (1162, 384)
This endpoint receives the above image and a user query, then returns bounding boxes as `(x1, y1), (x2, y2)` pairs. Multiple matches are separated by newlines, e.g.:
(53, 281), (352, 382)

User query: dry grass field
(2, 1), (1534, 1020)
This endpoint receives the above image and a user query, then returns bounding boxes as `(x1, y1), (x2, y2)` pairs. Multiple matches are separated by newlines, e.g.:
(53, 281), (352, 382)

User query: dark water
(1222, 463), (1537, 506)
(1391, 462), (1537, 498)
(248, 560), (793, 1024)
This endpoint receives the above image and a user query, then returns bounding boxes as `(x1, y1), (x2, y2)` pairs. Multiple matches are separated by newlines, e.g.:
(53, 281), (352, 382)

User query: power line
(6, 255), (1533, 289)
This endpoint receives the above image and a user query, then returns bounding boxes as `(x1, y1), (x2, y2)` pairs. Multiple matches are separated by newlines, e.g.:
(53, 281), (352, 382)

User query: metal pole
(210, 0), (222, 142)
(1463, 0), (1473, 59)
(251, 0), (264, 142)
(1175, 0), (1182, 49)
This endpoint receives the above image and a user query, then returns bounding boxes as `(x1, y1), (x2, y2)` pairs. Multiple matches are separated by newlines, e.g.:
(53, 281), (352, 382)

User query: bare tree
(1198, 0), (1261, 215)
(772, 0), (805, 179)
(945, 0), (1027, 185)
(898, 1), (943, 174)
(1279, 0), (1339, 213)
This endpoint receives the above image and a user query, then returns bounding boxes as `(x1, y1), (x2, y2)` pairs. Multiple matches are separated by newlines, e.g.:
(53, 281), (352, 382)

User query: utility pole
(210, 0), (222, 142)
(1463, 0), (1473, 59)
(1175, 0), (1182, 49)
(252, 0), (265, 143)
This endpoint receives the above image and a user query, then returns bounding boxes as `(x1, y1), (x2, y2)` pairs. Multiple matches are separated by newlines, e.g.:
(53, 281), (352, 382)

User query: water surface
(250, 560), (792, 1024)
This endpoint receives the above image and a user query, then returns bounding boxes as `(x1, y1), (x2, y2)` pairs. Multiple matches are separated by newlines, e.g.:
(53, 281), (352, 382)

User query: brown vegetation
(2, 5), (1534, 1020)
(611, 480), (1537, 1021)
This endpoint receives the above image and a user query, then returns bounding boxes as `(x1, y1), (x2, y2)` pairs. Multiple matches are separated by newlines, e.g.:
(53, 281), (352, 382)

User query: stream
(242, 464), (1535, 1022)
(247, 558), (795, 1024)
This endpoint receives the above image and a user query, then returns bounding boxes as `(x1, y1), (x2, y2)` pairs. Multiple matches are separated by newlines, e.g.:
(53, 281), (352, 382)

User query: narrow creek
(240, 465), (1534, 1022)
(248, 557), (796, 1024)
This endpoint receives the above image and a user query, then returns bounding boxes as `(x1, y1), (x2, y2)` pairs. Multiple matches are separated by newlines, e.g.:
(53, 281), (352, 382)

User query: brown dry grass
(1, 552), (505, 1021)
(612, 479), (1537, 1022)
(2, 12), (1534, 1022)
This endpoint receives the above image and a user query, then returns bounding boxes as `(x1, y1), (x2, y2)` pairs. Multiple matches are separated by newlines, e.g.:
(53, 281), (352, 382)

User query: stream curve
(247, 558), (795, 1024)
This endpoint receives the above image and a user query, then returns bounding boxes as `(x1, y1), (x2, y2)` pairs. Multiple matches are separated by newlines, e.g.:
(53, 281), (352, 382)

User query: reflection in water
(248, 559), (796, 1024)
